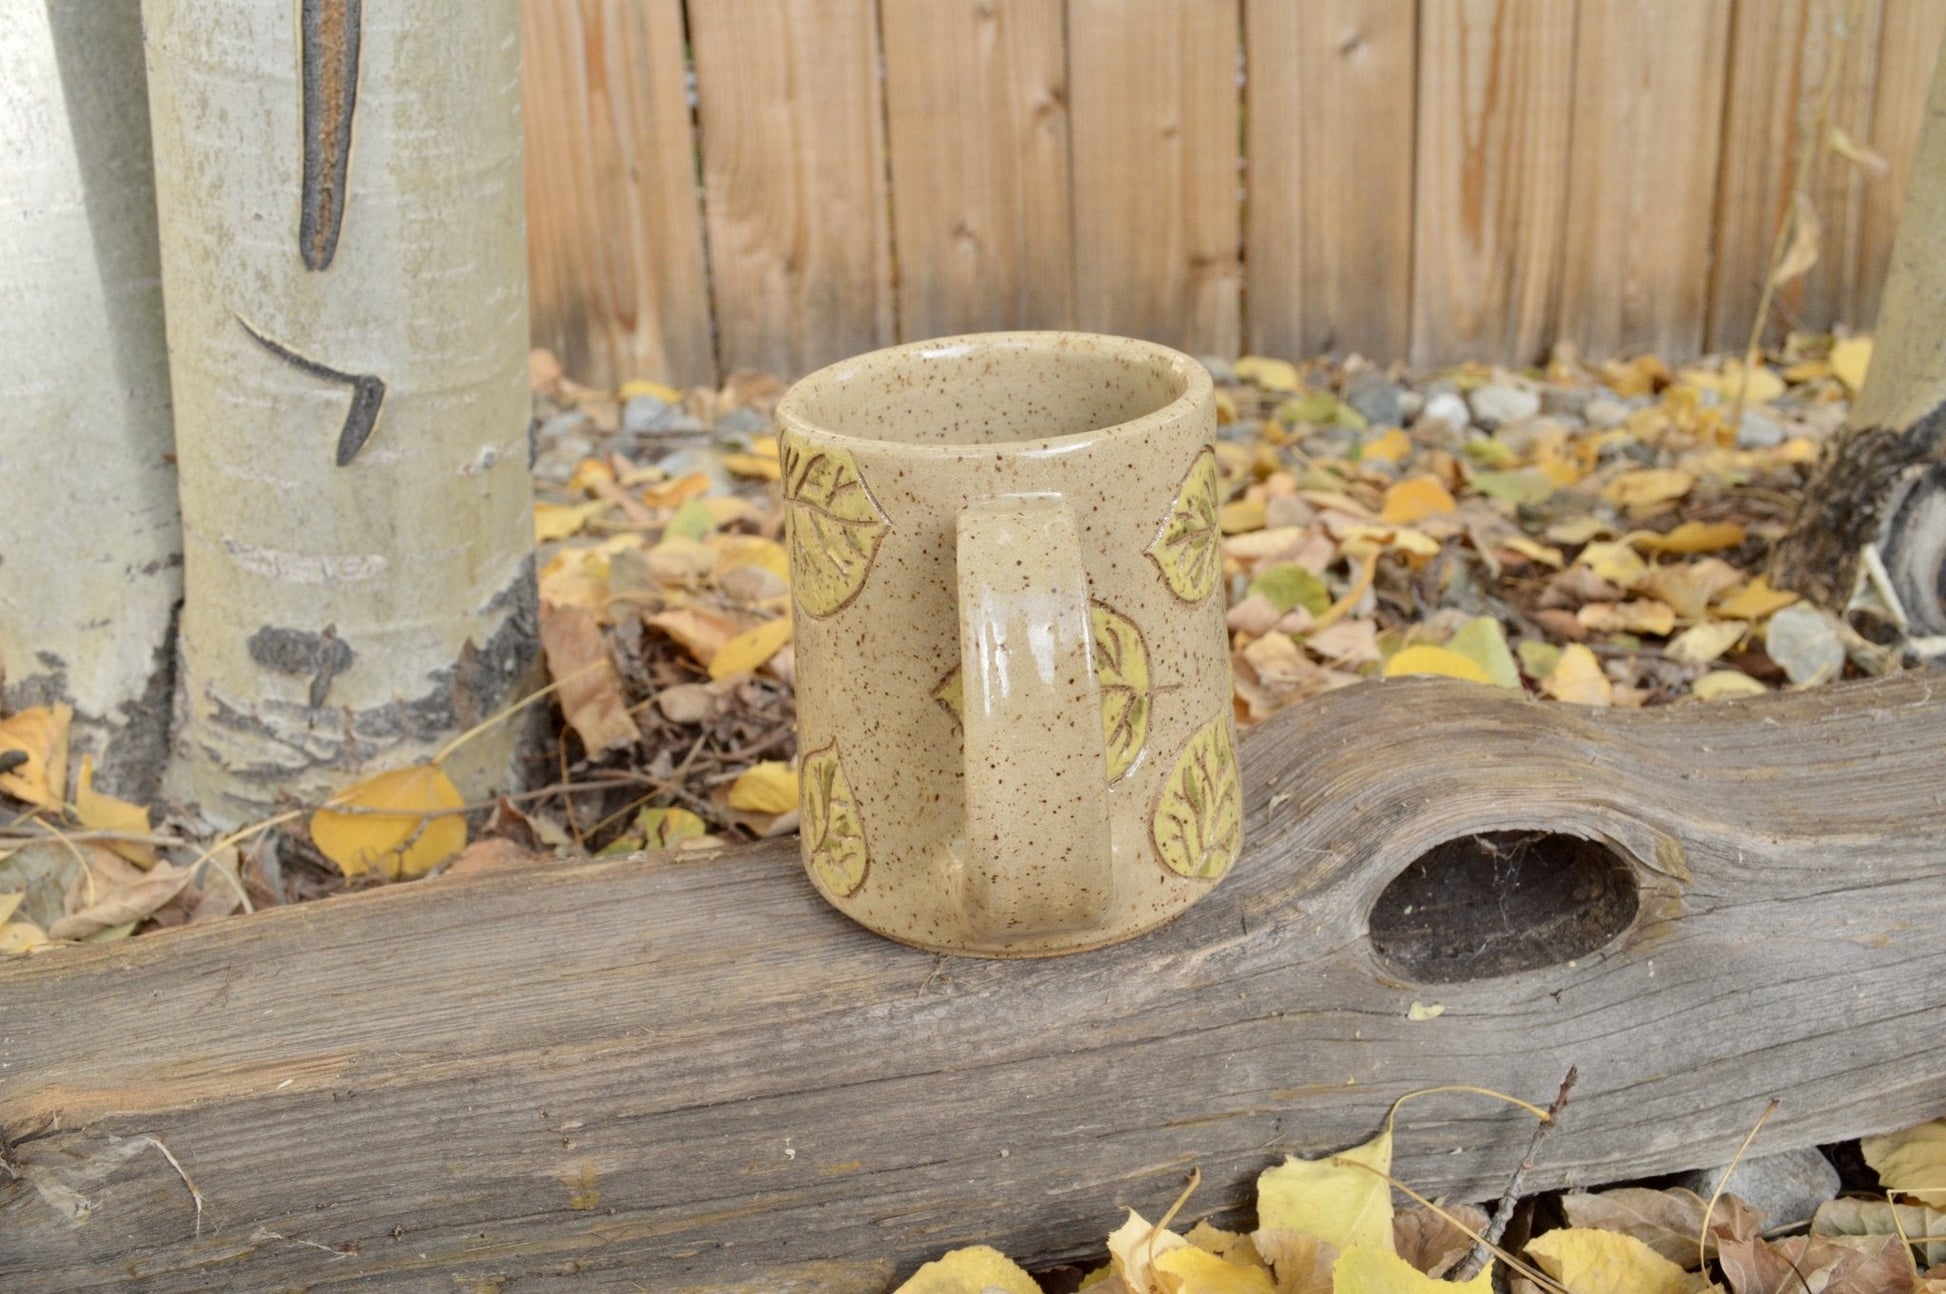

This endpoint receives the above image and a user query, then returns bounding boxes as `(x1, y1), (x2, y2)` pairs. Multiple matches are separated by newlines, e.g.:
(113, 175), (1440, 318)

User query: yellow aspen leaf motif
(781, 438), (890, 617)
(1148, 449), (1223, 603)
(1091, 603), (1150, 782)
(1151, 714), (1242, 879)
(799, 742), (869, 897)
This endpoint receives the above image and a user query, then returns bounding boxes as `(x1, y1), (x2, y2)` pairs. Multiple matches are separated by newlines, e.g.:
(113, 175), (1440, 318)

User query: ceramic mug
(776, 332), (1241, 957)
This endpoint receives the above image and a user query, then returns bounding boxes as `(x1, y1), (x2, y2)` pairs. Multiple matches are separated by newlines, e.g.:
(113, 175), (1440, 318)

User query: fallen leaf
(640, 471), (713, 509)
(1771, 193), (1821, 286)
(1406, 1002), (1445, 1021)
(1394, 1203), (1488, 1279)
(1541, 644), (1612, 706)
(1249, 1230), (1334, 1294)
(1715, 576), (1798, 621)
(1186, 1221), (1271, 1274)
(708, 616), (794, 680)
(49, 861), (193, 940)
(1718, 1233), (1906, 1294)
(1468, 469), (1558, 507)
(1813, 1197), (1946, 1267)
(1153, 1245), (1277, 1293)
(1642, 559), (1746, 620)
(1666, 621), (1748, 666)
(1257, 1126), (1394, 1254)
(1110, 1209), (1191, 1293)
(534, 500), (606, 543)
(1578, 541), (1649, 590)
(1633, 522), (1746, 555)
(1384, 646), (1492, 686)
(1525, 1228), (1706, 1294)
(1863, 1118), (1946, 1207)
(1693, 670), (1768, 701)
(1499, 535), (1565, 567)
(1518, 640), (1562, 680)
(1236, 356), (1302, 392)
(728, 761), (797, 815)
(1602, 469), (1696, 512)
(1222, 499), (1269, 534)
(646, 605), (745, 667)
(619, 378), (682, 404)
(1360, 429), (1412, 464)
(311, 764), (469, 881)
(1305, 619), (1382, 667)
(0, 921), (48, 954)
(1380, 476), (1459, 526)
(73, 756), (156, 868)
(1251, 565), (1333, 618)
(0, 704), (71, 809)
(1441, 618), (1521, 688)
(1830, 336), (1873, 393)
(1334, 1245), (1492, 1294)
(1561, 1187), (1760, 1267)
(723, 452), (782, 480)
(542, 600), (642, 754)
(894, 1244), (1039, 1294)
(1763, 604), (1846, 685)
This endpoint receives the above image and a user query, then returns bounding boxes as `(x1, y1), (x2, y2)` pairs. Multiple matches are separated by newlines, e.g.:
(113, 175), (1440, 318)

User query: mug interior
(781, 333), (1198, 447)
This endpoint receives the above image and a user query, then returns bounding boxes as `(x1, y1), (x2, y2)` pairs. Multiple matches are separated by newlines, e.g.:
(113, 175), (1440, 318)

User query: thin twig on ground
(1452, 1065), (1579, 1282)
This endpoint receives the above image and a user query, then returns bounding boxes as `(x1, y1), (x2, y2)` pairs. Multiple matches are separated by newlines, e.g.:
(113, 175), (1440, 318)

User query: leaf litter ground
(4, 334), (1943, 1291)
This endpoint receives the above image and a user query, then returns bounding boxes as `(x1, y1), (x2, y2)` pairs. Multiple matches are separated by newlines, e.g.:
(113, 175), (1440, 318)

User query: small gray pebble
(1584, 395), (1632, 429)
(1397, 390), (1424, 423)
(1671, 1148), (1840, 1229)
(1468, 383), (1542, 430)
(714, 406), (771, 436)
(1419, 391), (1473, 432)
(1345, 373), (1405, 428)
(532, 433), (593, 485)
(1736, 410), (1787, 449)
(1198, 356), (1238, 385)
(622, 394), (673, 434)
(1540, 386), (1590, 419)
(653, 446), (735, 496)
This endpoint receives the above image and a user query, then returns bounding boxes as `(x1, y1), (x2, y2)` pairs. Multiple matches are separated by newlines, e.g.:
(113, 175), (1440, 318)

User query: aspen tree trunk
(0, 1), (180, 800)
(143, 0), (539, 823)
(1773, 55), (1946, 644)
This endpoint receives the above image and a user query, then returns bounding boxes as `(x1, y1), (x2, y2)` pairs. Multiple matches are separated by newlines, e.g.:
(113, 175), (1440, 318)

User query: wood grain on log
(4, 675), (1945, 1292)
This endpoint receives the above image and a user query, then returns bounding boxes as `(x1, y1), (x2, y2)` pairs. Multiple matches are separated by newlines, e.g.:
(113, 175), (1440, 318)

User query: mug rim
(775, 330), (1214, 459)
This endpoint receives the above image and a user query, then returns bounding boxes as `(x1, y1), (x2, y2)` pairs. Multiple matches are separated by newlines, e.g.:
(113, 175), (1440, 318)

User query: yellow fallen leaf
(728, 761), (797, 815)
(1632, 521), (1745, 554)
(1600, 354), (1673, 397)
(1334, 1245), (1492, 1293)
(1406, 1002), (1445, 1021)
(1337, 524), (1441, 558)
(1641, 558), (1745, 620)
(1526, 1228), (1706, 1294)
(567, 456), (616, 494)
(1221, 499), (1269, 534)
(1577, 541), (1648, 590)
(1499, 536), (1564, 568)
(640, 471), (714, 509)
(1444, 617), (1522, 688)
(1109, 1209), (1192, 1291)
(1601, 468), (1695, 511)
(1715, 575), (1798, 620)
(1153, 1245), (1276, 1293)
(1576, 600), (1677, 636)
(619, 378), (683, 404)
(73, 756), (156, 868)
(0, 704), (70, 809)
(894, 1244), (1039, 1294)
(1383, 646), (1492, 686)
(538, 545), (613, 609)
(0, 920), (48, 955)
(1681, 362), (1785, 406)
(311, 764), (468, 881)
(1862, 1118), (1946, 1207)
(722, 452), (781, 480)
(1666, 621), (1748, 666)
(1360, 429), (1412, 464)
(1379, 476), (1459, 526)
(703, 496), (763, 528)
(1236, 355), (1302, 392)
(1541, 644), (1612, 706)
(542, 600), (643, 754)
(1693, 669), (1767, 701)
(1830, 336), (1873, 393)
(714, 534), (791, 582)
(1257, 1126), (1394, 1254)
(1185, 1221), (1270, 1273)
(708, 617), (794, 680)
(0, 892), (21, 925)
(533, 500), (607, 543)
(647, 606), (745, 667)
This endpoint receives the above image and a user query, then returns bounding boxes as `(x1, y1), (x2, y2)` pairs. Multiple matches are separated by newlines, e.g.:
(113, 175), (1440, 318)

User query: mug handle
(954, 495), (1114, 938)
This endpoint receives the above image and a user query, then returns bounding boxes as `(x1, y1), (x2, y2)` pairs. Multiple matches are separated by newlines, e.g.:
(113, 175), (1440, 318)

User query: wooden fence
(521, 0), (1946, 390)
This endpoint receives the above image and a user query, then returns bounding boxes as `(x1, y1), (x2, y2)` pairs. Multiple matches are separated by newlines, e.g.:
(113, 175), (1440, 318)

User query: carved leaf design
(800, 741), (869, 897)
(1090, 603), (1150, 782)
(932, 602), (1150, 783)
(782, 438), (890, 617)
(1146, 449), (1222, 603)
(1151, 714), (1242, 880)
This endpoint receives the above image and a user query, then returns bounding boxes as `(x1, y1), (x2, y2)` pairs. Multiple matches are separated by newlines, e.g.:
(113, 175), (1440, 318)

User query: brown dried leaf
(1249, 1229), (1335, 1294)
(1561, 1187), (1760, 1268)
(49, 861), (192, 940)
(1394, 1202), (1488, 1278)
(1719, 1234), (1907, 1294)
(541, 599), (641, 755)
(1771, 194), (1822, 286)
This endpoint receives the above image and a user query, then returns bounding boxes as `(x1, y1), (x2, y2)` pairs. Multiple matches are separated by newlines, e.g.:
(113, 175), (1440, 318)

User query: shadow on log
(4, 675), (1946, 1291)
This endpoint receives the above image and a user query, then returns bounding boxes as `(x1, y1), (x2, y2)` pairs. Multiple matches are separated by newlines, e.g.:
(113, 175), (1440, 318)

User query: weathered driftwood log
(4, 675), (1946, 1292)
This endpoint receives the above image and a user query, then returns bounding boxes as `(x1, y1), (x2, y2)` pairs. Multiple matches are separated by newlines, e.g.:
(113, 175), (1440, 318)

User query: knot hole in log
(1367, 830), (1641, 982)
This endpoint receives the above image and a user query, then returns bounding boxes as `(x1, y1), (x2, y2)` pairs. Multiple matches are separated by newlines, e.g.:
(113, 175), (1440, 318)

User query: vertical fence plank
(1068, 0), (1240, 357)
(1245, 0), (1417, 364)
(1557, 0), (1731, 360)
(1707, 0), (1888, 350)
(521, 0), (715, 388)
(1852, 0), (1946, 329)
(1410, 0), (1578, 366)
(880, 0), (1073, 340)
(689, 0), (892, 379)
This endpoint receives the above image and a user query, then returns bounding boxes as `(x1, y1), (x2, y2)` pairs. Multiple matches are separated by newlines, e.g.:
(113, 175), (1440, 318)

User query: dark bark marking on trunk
(247, 625), (356, 708)
(299, 0), (362, 272)
(238, 318), (385, 465)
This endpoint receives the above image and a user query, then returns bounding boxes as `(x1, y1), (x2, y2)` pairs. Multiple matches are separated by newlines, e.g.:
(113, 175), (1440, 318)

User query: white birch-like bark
(143, 0), (538, 822)
(0, 1), (181, 799)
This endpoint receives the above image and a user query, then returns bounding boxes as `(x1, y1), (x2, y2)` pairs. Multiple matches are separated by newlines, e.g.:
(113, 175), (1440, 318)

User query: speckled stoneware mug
(776, 332), (1240, 957)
